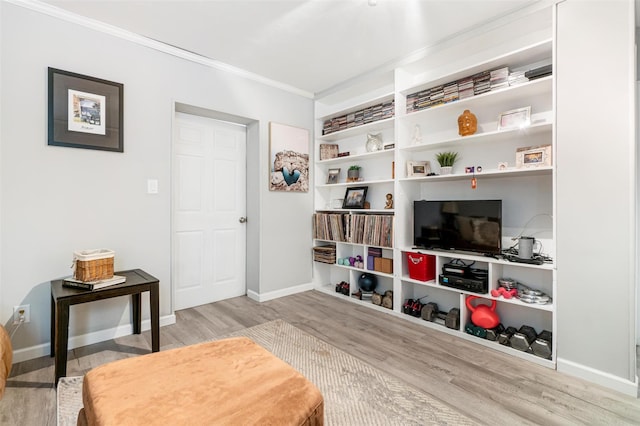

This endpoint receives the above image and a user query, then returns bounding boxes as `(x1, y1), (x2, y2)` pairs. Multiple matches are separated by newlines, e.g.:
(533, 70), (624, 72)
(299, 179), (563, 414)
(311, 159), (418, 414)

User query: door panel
(172, 112), (247, 310)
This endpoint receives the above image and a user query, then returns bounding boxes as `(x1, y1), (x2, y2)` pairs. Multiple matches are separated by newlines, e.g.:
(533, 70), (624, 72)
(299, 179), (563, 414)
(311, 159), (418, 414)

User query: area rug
(57, 319), (475, 425)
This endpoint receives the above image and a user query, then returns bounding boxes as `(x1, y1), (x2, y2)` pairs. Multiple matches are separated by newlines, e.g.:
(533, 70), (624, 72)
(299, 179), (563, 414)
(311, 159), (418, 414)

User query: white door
(172, 112), (247, 310)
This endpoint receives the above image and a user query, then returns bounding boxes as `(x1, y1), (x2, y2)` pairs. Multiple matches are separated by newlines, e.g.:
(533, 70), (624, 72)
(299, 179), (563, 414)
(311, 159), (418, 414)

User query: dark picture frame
(342, 186), (368, 209)
(48, 67), (124, 152)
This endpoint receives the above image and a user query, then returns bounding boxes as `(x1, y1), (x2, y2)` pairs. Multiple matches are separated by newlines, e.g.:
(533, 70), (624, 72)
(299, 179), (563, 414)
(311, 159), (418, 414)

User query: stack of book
(458, 76), (474, 99)
(508, 70), (529, 86)
(473, 71), (491, 95)
(322, 100), (395, 135)
(63, 275), (126, 290)
(443, 82), (459, 103)
(490, 67), (510, 90)
(313, 246), (336, 264)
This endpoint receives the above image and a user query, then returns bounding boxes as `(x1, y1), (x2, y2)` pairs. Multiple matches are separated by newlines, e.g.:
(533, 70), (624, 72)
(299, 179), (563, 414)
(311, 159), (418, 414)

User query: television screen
(413, 200), (502, 255)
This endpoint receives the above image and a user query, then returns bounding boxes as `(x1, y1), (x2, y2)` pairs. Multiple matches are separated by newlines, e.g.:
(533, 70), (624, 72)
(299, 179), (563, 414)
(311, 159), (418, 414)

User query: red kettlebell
(465, 295), (500, 329)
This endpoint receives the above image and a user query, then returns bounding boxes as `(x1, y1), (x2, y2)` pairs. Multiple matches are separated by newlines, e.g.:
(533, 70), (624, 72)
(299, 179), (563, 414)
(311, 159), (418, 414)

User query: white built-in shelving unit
(312, 28), (556, 368)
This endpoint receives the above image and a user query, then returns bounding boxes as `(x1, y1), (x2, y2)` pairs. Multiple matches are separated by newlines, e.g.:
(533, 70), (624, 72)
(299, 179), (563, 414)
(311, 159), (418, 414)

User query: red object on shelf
(406, 252), (436, 282)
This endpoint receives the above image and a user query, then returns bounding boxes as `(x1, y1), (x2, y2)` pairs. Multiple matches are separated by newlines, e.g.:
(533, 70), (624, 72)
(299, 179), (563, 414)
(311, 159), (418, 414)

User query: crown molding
(4, 0), (315, 99)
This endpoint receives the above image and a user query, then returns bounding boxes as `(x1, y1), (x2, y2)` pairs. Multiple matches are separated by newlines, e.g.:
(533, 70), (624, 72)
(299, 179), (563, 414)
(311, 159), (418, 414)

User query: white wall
(556, 0), (637, 395)
(0, 2), (313, 357)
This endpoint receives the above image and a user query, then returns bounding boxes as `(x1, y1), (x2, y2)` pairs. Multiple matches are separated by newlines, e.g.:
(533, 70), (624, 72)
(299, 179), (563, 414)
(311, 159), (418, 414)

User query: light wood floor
(2, 290), (640, 425)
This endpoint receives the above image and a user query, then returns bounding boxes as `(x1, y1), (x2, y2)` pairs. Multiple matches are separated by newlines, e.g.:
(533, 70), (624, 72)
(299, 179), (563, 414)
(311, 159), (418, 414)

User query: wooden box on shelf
(374, 257), (393, 274)
(319, 144), (339, 160)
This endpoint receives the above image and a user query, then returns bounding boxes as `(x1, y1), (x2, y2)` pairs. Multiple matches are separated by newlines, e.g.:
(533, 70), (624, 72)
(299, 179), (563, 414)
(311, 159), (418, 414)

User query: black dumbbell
(498, 326), (517, 346)
(510, 325), (537, 351)
(486, 323), (505, 341)
(421, 302), (439, 321)
(441, 308), (460, 330)
(530, 330), (553, 359)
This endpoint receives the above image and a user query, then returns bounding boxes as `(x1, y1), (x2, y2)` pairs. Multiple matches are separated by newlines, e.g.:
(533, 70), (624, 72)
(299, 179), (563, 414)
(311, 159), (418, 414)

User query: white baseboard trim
(11, 314), (177, 364)
(557, 357), (639, 397)
(247, 282), (314, 302)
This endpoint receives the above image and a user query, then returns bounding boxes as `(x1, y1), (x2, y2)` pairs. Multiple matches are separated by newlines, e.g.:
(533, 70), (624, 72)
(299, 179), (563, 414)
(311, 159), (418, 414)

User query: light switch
(147, 179), (159, 194)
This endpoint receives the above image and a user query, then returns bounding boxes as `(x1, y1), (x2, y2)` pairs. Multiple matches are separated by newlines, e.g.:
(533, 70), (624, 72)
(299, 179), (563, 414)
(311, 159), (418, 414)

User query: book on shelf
(63, 275), (127, 290)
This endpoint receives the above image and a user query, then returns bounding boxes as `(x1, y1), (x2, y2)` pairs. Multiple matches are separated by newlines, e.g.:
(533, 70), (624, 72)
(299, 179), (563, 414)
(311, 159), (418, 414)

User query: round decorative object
(357, 273), (378, 292)
(457, 109), (477, 136)
(366, 133), (383, 152)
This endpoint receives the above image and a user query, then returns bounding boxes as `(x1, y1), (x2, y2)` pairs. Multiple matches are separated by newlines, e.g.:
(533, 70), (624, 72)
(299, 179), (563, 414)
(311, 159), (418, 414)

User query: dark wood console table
(50, 268), (159, 384)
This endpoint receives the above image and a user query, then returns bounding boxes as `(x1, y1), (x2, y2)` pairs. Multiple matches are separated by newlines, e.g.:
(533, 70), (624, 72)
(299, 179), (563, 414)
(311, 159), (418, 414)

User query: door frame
(170, 101), (259, 313)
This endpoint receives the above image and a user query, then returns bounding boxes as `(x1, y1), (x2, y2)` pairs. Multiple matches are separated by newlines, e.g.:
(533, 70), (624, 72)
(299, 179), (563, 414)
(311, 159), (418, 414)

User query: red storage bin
(406, 252), (436, 282)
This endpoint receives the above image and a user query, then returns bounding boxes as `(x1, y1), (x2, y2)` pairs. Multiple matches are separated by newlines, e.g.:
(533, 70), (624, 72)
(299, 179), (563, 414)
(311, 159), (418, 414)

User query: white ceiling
(41, 0), (543, 97)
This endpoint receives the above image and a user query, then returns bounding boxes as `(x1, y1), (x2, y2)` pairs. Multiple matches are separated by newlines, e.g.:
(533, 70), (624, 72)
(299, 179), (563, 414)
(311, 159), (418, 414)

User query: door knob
(239, 217), (247, 223)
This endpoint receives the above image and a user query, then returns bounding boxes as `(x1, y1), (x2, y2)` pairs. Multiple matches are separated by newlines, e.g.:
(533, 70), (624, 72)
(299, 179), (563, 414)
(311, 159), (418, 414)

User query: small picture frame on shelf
(319, 143), (339, 160)
(327, 168), (340, 184)
(516, 144), (552, 168)
(406, 161), (431, 177)
(498, 106), (531, 131)
(342, 186), (368, 209)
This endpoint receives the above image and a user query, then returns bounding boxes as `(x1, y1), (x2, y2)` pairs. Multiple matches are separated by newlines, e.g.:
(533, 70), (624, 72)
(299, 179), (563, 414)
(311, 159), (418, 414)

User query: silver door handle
(239, 217), (247, 223)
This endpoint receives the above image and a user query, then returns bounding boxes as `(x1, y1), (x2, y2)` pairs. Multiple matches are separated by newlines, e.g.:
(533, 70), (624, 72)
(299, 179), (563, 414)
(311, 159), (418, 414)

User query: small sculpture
(411, 124), (422, 145)
(458, 109), (477, 136)
(366, 133), (383, 152)
(384, 193), (393, 209)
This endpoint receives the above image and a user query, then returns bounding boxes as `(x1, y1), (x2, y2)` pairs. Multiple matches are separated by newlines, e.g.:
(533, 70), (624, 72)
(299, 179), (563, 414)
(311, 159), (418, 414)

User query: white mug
(518, 236), (538, 259)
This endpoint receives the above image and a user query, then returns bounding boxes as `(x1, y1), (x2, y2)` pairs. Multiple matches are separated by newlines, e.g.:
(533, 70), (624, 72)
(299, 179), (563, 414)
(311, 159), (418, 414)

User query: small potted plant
(347, 165), (361, 182)
(436, 152), (458, 175)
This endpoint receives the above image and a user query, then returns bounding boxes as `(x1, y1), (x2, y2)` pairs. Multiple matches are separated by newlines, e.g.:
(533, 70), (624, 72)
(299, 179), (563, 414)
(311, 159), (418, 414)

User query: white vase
(440, 166), (453, 175)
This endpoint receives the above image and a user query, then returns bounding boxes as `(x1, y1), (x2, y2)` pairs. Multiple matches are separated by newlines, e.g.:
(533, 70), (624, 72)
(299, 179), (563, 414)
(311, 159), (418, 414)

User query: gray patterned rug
(58, 319), (475, 425)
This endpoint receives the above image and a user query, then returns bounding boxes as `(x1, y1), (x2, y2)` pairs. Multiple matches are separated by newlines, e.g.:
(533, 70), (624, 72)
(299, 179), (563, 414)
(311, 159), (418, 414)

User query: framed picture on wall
(269, 122), (310, 192)
(48, 68), (124, 152)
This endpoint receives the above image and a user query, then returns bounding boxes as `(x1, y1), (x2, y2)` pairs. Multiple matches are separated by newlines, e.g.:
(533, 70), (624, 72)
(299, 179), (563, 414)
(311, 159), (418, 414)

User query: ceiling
(41, 0), (543, 97)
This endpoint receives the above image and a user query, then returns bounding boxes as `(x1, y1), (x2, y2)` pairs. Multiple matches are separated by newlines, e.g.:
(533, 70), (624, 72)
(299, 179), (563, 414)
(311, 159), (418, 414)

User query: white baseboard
(11, 314), (177, 364)
(247, 282), (314, 302)
(557, 357), (639, 397)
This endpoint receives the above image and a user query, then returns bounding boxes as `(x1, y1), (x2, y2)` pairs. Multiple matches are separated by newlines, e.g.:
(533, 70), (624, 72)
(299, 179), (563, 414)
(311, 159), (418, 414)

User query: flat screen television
(413, 200), (502, 255)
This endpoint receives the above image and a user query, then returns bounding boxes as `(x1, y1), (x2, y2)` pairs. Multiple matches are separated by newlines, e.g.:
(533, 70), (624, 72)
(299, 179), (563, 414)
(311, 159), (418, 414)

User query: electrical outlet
(13, 304), (30, 324)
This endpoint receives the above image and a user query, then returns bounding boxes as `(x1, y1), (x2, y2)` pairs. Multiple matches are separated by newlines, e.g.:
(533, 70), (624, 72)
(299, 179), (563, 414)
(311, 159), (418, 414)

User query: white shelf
(317, 150), (394, 168)
(399, 39), (552, 94)
(317, 92), (395, 121)
(318, 117), (395, 142)
(398, 166), (552, 183)
(400, 247), (554, 270)
(317, 178), (395, 188)
(313, 239), (394, 249)
(400, 120), (552, 152)
(401, 76), (552, 119)
(316, 284), (397, 314)
(314, 208), (395, 215)
(399, 275), (553, 312)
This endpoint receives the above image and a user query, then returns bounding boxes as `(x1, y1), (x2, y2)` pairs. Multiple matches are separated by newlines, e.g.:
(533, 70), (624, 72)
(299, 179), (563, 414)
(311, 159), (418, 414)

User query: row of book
(323, 100), (395, 135)
(313, 213), (394, 248)
(406, 63), (552, 114)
